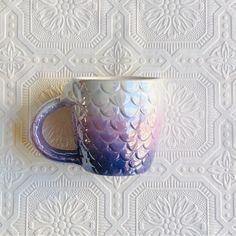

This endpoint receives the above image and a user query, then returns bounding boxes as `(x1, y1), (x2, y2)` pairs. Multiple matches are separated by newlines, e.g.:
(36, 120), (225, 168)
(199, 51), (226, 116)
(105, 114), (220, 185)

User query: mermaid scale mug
(31, 76), (163, 176)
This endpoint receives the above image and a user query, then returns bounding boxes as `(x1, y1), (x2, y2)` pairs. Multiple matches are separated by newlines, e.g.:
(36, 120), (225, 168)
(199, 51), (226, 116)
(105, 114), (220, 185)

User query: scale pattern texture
(0, 0), (234, 235)
(72, 80), (161, 175)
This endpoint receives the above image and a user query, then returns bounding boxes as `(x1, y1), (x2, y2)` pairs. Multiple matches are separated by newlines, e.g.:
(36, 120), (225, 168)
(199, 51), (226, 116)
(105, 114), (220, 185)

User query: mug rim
(72, 76), (159, 81)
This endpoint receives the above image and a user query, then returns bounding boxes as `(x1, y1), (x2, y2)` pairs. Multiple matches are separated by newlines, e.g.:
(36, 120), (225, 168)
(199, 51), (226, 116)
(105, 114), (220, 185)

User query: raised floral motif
(100, 42), (133, 75)
(160, 83), (200, 148)
(36, 0), (97, 38)
(208, 151), (236, 190)
(143, 0), (202, 39)
(33, 191), (92, 236)
(0, 40), (26, 79)
(141, 192), (204, 236)
(0, 151), (23, 188)
(207, 42), (236, 79)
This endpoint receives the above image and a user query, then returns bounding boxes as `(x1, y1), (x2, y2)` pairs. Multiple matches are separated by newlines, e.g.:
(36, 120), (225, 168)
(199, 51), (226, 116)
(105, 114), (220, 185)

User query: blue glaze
(31, 78), (162, 176)
(31, 98), (82, 165)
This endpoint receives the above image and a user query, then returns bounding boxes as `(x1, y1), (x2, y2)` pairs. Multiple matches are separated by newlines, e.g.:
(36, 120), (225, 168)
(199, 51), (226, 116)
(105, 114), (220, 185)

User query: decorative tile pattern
(0, 150), (24, 190)
(36, 0), (97, 39)
(14, 175), (109, 235)
(155, 73), (219, 163)
(124, 176), (222, 236)
(207, 42), (236, 80)
(142, 0), (203, 39)
(208, 150), (236, 190)
(125, 0), (219, 51)
(0, 0), (235, 235)
(99, 41), (134, 75)
(0, 40), (27, 79)
(141, 192), (204, 235)
(18, 0), (112, 52)
(160, 81), (201, 148)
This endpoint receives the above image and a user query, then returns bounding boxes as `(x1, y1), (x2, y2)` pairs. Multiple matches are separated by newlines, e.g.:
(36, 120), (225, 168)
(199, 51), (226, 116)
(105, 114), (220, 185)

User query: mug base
(80, 151), (154, 176)
(82, 166), (150, 176)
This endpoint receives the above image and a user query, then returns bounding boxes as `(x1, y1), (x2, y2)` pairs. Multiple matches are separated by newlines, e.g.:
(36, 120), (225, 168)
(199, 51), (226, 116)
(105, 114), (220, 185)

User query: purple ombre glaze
(31, 98), (82, 164)
(72, 109), (162, 175)
(31, 78), (163, 176)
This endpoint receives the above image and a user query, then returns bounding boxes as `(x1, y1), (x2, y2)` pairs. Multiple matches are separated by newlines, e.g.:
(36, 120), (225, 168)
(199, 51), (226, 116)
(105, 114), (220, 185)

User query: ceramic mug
(31, 77), (163, 176)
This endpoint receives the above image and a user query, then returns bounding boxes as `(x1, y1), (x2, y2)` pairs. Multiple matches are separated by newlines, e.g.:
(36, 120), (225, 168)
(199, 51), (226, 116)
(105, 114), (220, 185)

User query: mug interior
(72, 76), (159, 81)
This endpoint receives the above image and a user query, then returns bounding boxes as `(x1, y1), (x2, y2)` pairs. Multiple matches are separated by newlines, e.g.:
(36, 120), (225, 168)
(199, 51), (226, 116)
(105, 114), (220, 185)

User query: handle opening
(31, 98), (82, 165)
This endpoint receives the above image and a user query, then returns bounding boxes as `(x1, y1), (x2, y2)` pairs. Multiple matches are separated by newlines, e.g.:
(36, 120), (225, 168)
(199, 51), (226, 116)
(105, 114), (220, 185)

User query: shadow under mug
(31, 76), (163, 176)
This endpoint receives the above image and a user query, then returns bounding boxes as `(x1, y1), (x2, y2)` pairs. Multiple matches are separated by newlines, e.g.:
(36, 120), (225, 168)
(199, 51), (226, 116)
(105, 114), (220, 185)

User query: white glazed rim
(72, 76), (159, 81)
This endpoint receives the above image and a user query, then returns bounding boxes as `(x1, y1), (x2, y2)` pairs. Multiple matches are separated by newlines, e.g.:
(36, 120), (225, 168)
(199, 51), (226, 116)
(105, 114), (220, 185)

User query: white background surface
(0, 0), (235, 235)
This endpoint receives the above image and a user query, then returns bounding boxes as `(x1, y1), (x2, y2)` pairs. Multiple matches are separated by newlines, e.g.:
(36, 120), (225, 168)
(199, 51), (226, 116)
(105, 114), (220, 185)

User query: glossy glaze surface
(71, 79), (163, 175)
(32, 78), (163, 176)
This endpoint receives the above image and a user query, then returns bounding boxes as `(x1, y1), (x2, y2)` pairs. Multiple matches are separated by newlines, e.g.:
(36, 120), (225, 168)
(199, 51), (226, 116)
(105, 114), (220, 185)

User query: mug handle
(31, 97), (82, 164)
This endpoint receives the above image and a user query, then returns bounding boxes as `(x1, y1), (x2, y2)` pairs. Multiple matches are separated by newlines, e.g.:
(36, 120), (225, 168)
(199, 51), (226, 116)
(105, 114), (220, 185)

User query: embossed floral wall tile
(0, 0), (235, 235)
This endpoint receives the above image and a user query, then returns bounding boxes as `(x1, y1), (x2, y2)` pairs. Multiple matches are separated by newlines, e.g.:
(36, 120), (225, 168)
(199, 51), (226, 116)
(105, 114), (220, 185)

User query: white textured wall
(0, 0), (235, 235)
